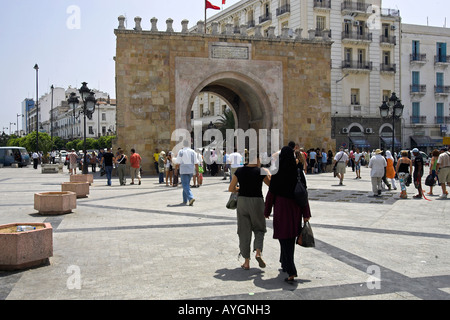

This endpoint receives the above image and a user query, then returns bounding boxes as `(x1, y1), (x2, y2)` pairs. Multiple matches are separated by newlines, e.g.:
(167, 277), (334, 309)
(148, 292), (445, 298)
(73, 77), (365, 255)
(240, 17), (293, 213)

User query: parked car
(0, 147), (30, 167)
(59, 150), (68, 165)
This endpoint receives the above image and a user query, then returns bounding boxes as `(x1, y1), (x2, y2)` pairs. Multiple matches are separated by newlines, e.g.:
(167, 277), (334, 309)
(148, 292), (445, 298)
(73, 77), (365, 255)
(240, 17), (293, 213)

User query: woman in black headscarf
(265, 146), (311, 283)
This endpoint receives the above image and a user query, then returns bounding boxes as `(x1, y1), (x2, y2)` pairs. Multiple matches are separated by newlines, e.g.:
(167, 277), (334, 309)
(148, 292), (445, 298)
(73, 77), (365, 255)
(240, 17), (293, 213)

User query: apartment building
(205, 0), (401, 150)
(401, 23), (450, 152)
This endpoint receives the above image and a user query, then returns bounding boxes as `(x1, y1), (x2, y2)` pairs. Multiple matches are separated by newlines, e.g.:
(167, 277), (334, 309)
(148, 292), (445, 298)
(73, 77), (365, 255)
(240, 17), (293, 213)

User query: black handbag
(294, 168), (308, 207)
(296, 221), (315, 248)
(425, 174), (436, 186)
(226, 192), (238, 210)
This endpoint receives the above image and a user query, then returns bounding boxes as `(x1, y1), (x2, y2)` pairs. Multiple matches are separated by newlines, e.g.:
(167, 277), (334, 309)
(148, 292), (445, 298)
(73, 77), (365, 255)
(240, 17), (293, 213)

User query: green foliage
(3, 133), (116, 152)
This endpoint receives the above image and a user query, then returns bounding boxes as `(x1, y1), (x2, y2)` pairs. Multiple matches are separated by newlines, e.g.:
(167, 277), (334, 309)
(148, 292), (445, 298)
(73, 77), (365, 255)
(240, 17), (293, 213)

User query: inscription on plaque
(211, 45), (250, 60)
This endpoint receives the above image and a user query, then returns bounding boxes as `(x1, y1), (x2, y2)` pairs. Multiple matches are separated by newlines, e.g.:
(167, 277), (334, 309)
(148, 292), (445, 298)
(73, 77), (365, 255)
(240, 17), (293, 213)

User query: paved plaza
(0, 164), (449, 301)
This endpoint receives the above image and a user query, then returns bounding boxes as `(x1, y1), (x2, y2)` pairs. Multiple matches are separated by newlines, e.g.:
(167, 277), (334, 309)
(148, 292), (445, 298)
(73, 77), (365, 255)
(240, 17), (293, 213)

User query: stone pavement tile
(1, 165), (449, 300)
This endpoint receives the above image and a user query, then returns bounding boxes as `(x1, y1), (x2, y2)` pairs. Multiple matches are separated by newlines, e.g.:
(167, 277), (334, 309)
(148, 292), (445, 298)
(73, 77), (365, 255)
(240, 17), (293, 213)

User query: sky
(1, 0), (449, 135)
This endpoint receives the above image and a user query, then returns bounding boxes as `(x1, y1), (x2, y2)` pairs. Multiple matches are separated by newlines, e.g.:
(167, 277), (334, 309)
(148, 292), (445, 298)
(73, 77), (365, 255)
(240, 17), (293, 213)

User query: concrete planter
(34, 191), (77, 215)
(70, 174), (93, 185)
(41, 164), (60, 174)
(0, 223), (53, 271)
(61, 182), (90, 198)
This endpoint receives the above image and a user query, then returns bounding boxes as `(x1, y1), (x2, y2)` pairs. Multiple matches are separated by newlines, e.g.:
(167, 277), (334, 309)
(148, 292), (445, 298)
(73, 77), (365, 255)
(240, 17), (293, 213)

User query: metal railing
(342, 31), (372, 41)
(276, 4), (290, 16)
(342, 60), (373, 70)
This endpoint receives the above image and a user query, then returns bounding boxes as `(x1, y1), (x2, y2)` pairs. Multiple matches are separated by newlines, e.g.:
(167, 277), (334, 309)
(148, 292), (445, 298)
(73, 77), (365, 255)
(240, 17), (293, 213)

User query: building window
(88, 126), (94, 135)
(383, 51), (390, 65)
(412, 102), (420, 123)
(436, 103), (444, 124)
(412, 71), (420, 91)
(412, 40), (420, 60)
(102, 126), (106, 136)
(345, 48), (352, 62)
(437, 42), (447, 62)
(316, 16), (326, 31)
(351, 89), (360, 105)
(382, 90), (391, 103)
(436, 72), (444, 92)
(102, 113), (106, 121)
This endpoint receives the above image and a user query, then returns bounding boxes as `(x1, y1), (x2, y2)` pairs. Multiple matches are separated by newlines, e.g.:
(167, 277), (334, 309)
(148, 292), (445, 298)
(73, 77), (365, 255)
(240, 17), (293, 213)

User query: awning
(411, 136), (434, 147)
(349, 137), (371, 148)
(380, 137), (401, 147)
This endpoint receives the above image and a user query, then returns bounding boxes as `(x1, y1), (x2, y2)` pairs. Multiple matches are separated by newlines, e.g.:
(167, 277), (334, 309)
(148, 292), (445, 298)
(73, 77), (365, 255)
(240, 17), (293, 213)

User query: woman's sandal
(241, 264), (249, 270)
(255, 256), (266, 268)
(284, 276), (296, 284)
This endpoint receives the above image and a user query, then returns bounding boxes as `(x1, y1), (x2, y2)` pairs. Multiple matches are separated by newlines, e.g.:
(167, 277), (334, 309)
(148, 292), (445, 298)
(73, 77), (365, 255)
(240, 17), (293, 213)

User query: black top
(117, 155), (127, 165)
(103, 152), (114, 167)
(235, 166), (265, 198)
(413, 154), (424, 176)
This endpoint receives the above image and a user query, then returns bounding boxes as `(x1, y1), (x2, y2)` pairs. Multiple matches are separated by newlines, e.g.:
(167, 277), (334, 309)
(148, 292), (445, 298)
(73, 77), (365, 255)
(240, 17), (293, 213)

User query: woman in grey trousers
(228, 153), (271, 270)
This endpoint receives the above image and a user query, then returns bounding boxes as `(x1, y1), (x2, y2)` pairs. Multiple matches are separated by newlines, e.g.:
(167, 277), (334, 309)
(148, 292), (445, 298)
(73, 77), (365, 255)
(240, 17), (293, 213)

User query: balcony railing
(341, 1), (370, 12)
(259, 13), (272, 24)
(435, 85), (450, 94)
(410, 116), (427, 124)
(410, 84), (427, 94)
(315, 28), (332, 37)
(342, 60), (373, 71)
(314, 0), (331, 9)
(380, 63), (396, 73)
(380, 35), (396, 45)
(435, 116), (450, 124)
(276, 4), (290, 16)
(342, 31), (372, 41)
(435, 55), (450, 64)
(247, 20), (255, 28)
(410, 54), (427, 62)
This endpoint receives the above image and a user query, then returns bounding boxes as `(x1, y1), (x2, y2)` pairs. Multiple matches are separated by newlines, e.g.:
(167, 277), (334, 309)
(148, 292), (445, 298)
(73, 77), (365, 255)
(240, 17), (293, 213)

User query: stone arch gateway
(114, 17), (334, 173)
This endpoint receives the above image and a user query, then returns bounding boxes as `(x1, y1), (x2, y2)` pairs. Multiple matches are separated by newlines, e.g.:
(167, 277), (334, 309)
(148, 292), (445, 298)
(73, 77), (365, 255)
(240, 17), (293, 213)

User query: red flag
(206, 0), (220, 10)
(222, 0), (226, 4)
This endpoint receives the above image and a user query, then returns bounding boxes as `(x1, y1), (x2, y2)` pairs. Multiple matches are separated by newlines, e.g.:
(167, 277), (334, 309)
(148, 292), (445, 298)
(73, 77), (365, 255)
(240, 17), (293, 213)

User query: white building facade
(205, 0), (401, 150)
(31, 87), (116, 140)
(401, 24), (450, 152)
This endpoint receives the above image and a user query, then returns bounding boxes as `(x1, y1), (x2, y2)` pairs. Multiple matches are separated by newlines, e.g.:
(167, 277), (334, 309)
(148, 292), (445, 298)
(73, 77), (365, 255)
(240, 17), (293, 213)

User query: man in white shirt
(175, 140), (199, 206)
(436, 147), (450, 199)
(353, 148), (363, 179)
(333, 147), (349, 185)
(368, 149), (387, 196)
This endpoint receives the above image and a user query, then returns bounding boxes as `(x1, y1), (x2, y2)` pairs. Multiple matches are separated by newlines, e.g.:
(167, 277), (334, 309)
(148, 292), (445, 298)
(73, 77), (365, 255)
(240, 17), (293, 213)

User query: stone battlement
(115, 16), (332, 42)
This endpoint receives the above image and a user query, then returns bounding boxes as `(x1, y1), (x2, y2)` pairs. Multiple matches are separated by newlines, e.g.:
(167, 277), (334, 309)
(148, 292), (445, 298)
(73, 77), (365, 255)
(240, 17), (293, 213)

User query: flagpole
(204, 1), (207, 33)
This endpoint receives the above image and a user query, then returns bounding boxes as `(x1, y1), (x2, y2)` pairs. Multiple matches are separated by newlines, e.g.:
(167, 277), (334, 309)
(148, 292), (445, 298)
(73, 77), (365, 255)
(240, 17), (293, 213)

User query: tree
(215, 109), (235, 137)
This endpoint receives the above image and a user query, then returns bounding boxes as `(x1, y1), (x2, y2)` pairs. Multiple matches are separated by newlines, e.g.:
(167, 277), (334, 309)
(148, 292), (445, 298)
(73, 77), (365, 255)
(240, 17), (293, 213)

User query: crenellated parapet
(115, 16), (332, 43)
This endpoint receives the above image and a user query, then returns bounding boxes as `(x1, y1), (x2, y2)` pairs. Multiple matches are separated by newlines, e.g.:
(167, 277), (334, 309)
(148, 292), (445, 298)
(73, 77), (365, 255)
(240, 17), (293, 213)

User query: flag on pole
(206, 0), (221, 10)
(222, 0), (226, 4)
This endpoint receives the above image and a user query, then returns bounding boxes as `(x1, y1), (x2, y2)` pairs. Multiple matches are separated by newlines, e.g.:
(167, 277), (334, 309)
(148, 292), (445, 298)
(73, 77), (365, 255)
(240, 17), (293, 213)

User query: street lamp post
(50, 85), (54, 146)
(379, 92), (404, 154)
(34, 64), (39, 153)
(17, 114), (23, 136)
(67, 83), (96, 174)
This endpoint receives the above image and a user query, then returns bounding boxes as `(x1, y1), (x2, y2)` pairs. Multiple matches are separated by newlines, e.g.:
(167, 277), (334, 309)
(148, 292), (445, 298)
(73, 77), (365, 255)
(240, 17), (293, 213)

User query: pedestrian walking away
(130, 148), (142, 185)
(228, 153), (271, 271)
(396, 150), (412, 199)
(175, 140), (199, 206)
(116, 149), (128, 186)
(158, 151), (166, 184)
(264, 146), (311, 283)
(100, 148), (115, 186)
(68, 149), (78, 175)
(368, 149), (387, 197)
(412, 148), (424, 199)
(385, 151), (397, 190)
(436, 147), (450, 199)
(333, 147), (349, 185)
